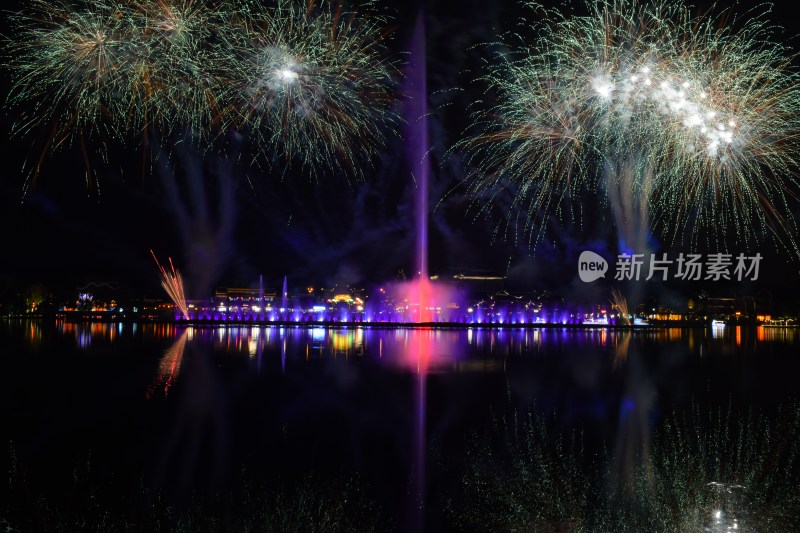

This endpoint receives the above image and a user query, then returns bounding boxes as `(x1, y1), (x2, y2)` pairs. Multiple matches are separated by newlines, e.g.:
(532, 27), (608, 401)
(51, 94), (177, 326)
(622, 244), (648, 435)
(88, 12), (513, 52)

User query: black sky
(1, 0), (799, 303)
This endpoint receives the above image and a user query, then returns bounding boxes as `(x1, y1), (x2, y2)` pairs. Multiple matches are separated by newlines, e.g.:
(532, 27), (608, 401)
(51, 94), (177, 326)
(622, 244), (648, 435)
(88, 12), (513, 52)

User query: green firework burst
(462, 0), (800, 255)
(223, 0), (399, 176)
(4, 0), (399, 181)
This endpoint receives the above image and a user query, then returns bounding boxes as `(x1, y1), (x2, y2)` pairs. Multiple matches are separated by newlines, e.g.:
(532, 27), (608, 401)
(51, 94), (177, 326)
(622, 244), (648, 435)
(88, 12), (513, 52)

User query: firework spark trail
(4, 0), (136, 192)
(611, 287), (630, 326)
(462, 0), (800, 255)
(151, 249), (189, 319)
(4, 0), (398, 181)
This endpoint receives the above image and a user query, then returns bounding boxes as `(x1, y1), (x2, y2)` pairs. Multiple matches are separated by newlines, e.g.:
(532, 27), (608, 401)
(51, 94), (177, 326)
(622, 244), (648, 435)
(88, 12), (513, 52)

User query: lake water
(2, 320), (799, 531)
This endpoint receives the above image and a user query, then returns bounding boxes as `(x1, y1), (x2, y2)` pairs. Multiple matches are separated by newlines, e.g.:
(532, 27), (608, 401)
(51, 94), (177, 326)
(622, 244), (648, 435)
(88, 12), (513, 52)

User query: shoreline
(5, 314), (792, 329)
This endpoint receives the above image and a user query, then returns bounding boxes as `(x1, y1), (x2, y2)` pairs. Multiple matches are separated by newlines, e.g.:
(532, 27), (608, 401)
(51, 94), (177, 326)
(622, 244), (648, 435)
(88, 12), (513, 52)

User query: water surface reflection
(3, 321), (799, 530)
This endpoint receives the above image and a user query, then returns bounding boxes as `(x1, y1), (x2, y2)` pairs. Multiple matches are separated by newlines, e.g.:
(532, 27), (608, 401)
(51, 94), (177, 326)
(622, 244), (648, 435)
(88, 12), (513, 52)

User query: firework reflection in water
(451, 397), (800, 529)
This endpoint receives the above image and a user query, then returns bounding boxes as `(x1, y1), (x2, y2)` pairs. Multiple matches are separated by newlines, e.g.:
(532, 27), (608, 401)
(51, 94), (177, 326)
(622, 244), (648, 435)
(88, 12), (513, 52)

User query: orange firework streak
(150, 249), (189, 319)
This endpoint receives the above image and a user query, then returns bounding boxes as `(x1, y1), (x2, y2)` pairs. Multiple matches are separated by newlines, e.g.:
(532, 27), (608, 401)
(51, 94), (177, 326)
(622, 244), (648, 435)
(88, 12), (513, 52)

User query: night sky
(2, 0), (799, 304)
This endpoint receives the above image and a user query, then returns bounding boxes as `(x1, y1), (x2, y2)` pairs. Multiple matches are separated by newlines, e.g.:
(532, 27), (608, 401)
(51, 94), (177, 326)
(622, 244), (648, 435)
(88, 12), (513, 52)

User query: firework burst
(223, 0), (399, 176)
(4, 0), (398, 184)
(5, 1), (132, 138)
(122, 0), (231, 136)
(462, 0), (800, 254)
(151, 249), (189, 319)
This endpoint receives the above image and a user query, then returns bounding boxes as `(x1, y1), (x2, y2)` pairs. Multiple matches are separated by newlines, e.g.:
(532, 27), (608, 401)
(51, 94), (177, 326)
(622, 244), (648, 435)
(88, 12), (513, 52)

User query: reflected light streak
(411, 327), (432, 530)
(146, 328), (190, 399)
(613, 332), (632, 369)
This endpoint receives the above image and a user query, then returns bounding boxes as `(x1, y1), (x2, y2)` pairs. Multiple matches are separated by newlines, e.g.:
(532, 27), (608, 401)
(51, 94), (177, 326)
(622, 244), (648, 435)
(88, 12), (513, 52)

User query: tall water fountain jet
(405, 10), (431, 532)
(396, 8), (464, 324)
(281, 276), (288, 312)
(405, 9), (431, 323)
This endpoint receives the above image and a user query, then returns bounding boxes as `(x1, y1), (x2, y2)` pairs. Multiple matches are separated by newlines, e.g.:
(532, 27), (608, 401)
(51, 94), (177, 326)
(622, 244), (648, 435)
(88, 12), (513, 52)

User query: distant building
(431, 271), (506, 296)
(704, 294), (772, 320)
(213, 287), (277, 313)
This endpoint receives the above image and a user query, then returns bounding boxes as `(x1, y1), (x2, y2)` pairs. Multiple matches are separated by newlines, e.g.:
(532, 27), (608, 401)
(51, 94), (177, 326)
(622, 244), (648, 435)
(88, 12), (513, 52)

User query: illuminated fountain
(391, 8), (460, 325)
